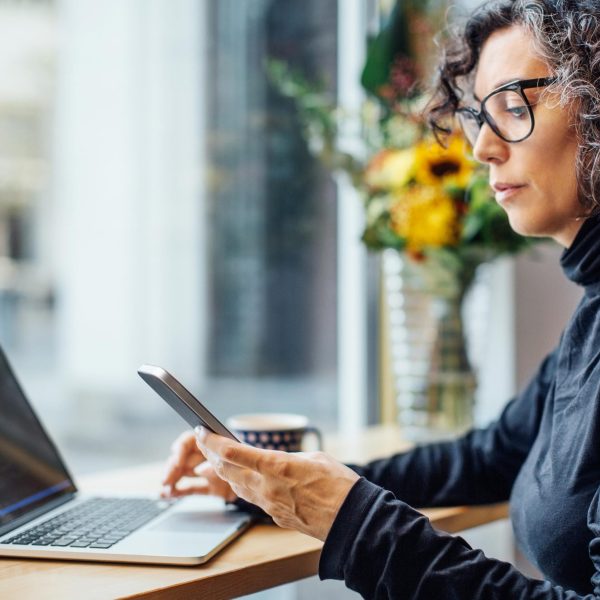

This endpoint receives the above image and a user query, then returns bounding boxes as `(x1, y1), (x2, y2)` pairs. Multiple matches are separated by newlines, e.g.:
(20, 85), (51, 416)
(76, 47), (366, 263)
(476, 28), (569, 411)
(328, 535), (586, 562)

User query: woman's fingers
(196, 427), (273, 471)
(172, 430), (206, 459)
(160, 452), (239, 501)
(194, 461), (238, 501)
(162, 430), (206, 487)
(218, 463), (262, 505)
(165, 481), (211, 497)
(162, 456), (200, 492)
(195, 429), (281, 506)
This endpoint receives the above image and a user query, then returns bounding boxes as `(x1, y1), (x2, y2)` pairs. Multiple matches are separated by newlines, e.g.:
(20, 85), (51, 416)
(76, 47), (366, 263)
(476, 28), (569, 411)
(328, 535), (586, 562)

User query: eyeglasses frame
(456, 77), (557, 145)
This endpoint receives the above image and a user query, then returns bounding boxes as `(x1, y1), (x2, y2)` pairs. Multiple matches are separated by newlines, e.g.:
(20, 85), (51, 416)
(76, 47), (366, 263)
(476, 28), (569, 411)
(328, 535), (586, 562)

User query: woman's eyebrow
(474, 76), (534, 102)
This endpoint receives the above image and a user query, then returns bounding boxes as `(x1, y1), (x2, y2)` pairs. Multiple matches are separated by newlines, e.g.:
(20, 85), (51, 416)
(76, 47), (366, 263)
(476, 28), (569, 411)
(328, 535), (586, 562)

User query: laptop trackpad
(149, 510), (244, 533)
(115, 503), (250, 560)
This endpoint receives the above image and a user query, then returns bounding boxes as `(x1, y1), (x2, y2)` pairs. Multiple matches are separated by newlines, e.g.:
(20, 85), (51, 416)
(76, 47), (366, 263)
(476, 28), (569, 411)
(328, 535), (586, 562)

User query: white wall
(471, 258), (516, 425)
(475, 243), (581, 426)
(514, 243), (582, 389)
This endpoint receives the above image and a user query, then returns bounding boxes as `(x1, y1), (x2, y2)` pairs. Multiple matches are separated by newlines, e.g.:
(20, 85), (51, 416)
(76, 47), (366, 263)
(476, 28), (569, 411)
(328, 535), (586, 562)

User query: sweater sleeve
(348, 348), (558, 507)
(586, 486), (600, 595)
(319, 477), (599, 599)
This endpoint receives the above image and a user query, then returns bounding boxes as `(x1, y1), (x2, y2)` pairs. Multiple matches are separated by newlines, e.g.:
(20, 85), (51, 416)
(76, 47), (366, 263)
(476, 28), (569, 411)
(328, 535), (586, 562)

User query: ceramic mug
(226, 413), (322, 452)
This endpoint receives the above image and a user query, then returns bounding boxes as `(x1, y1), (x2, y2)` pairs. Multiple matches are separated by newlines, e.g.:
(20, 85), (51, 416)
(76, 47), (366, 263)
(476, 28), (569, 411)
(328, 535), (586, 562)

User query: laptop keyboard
(3, 497), (173, 549)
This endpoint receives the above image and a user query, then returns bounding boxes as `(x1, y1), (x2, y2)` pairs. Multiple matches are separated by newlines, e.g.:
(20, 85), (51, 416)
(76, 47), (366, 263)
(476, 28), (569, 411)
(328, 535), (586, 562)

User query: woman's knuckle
(222, 446), (237, 462)
(257, 453), (276, 473)
(279, 460), (294, 479)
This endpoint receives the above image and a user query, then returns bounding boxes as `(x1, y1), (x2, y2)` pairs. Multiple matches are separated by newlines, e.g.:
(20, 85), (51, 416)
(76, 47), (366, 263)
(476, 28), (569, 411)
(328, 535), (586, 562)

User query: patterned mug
(226, 413), (322, 452)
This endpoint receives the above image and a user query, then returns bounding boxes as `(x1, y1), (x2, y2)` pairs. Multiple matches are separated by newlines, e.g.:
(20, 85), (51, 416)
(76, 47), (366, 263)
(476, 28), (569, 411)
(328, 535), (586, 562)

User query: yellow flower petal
(365, 148), (416, 190)
(390, 187), (459, 252)
(413, 135), (474, 189)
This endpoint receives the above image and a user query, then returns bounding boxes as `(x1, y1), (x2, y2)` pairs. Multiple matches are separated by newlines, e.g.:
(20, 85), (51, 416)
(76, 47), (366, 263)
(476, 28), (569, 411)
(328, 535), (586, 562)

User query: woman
(163, 1), (600, 596)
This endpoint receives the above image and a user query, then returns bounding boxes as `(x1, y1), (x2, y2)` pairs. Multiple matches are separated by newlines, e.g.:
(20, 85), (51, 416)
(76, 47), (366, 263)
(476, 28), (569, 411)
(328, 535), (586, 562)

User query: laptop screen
(0, 348), (75, 531)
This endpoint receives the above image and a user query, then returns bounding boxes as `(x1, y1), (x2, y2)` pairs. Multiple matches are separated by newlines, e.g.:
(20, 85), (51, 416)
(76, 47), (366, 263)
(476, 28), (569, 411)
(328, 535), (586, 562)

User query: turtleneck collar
(560, 214), (600, 288)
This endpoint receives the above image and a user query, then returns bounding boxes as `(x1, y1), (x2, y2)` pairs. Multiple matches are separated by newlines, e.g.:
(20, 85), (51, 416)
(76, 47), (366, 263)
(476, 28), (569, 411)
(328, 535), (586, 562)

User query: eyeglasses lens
(457, 111), (480, 146)
(458, 89), (533, 145)
(485, 90), (532, 142)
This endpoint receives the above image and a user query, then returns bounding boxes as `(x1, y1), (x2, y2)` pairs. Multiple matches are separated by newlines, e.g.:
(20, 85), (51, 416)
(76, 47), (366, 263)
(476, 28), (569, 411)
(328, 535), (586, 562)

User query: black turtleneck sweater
(319, 215), (600, 598)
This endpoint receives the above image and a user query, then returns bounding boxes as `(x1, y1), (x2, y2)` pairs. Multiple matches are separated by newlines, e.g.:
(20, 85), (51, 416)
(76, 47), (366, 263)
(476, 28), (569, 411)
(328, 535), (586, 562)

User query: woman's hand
(161, 430), (237, 502)
(196, 427), (360, 541)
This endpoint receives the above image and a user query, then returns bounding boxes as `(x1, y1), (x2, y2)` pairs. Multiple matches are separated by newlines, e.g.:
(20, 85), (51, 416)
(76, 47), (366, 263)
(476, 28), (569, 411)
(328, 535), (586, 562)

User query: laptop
(0, 347), (252, 565)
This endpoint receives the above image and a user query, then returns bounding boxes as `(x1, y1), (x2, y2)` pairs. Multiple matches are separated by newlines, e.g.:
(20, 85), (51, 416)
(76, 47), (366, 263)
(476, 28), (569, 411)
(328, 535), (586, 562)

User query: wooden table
(0, 425), (508, 599)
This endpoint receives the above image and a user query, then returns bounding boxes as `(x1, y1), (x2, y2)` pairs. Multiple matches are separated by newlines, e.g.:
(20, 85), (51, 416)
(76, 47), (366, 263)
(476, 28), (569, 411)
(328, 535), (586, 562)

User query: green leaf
(360, 1), (411, 98)
(461, 213), (485, 242)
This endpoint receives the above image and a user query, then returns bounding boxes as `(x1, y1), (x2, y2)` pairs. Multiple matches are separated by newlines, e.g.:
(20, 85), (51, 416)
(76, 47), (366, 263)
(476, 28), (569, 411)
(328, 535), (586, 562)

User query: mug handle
(302, 426), (323, 451)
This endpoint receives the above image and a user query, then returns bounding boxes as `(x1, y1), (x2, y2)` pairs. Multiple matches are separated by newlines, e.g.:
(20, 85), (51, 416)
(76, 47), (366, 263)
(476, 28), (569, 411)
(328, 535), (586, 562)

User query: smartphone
(137, 365), (241, 442)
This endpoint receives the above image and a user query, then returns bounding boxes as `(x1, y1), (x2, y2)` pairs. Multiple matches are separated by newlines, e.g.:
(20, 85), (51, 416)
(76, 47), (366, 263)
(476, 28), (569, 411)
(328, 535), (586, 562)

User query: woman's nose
(472, 122), (509, 165)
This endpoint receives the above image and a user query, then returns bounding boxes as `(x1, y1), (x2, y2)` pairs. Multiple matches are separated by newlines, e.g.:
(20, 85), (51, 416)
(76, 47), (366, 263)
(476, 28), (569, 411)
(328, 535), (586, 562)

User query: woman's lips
(491, 182), (527, 203)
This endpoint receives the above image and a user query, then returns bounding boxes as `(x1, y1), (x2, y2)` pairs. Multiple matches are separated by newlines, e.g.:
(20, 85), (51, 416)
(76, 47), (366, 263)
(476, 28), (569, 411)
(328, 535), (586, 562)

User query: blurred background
(0, 0), (581, 469)
(1, 0), (347, 474)
(0, 0), (584, 597)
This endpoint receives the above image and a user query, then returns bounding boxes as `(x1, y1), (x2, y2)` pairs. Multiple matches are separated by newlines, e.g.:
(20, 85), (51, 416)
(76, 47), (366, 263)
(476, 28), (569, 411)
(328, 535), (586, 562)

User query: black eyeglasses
(456, 77), (557, 146)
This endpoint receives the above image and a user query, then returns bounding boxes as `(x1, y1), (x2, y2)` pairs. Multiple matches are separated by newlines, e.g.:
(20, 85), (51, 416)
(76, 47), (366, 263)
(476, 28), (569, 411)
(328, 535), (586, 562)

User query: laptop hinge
(0, 492), (76, 538)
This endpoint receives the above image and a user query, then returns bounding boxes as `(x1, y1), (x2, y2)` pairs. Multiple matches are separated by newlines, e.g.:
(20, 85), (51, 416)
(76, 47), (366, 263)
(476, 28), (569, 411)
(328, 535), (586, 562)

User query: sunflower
(364, 148), (416, 191)
(413, 134), (475, 189)
(390, 187), (459, 254)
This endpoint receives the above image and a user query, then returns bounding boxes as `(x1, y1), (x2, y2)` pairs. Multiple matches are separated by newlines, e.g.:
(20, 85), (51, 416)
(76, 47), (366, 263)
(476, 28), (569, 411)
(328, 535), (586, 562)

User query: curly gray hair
(427, 0), (600, 212)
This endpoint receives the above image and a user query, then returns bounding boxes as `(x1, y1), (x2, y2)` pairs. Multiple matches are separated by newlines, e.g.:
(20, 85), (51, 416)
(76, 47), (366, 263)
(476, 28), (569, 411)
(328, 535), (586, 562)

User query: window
(0, 0), (373, 473)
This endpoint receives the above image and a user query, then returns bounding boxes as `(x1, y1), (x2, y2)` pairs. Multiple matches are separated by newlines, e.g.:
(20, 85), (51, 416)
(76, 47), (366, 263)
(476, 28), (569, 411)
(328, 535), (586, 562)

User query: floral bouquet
(268, 55), (536, 296)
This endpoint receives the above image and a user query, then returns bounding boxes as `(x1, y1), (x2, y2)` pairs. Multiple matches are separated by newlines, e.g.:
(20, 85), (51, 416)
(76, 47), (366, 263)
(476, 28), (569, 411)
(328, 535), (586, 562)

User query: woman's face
(472, 25), (582, 247)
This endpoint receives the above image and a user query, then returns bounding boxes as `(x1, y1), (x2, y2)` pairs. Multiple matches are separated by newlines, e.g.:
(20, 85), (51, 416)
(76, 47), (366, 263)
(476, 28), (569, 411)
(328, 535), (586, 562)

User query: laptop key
(50, 541), (73, 547)
(97, 537), (122, 544)
(69, 541), (92, 548)
(51, 537), (78, 546)
(89, 542), (114, 549)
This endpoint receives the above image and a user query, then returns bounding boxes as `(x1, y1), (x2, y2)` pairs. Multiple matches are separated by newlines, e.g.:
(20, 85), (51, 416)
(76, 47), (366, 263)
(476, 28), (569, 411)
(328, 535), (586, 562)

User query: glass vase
(383, 249), (483, 441)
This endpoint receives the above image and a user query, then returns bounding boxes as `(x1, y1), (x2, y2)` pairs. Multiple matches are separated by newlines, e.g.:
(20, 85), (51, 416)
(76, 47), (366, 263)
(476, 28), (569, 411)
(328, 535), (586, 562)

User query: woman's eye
(506, 106), (527, 118)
